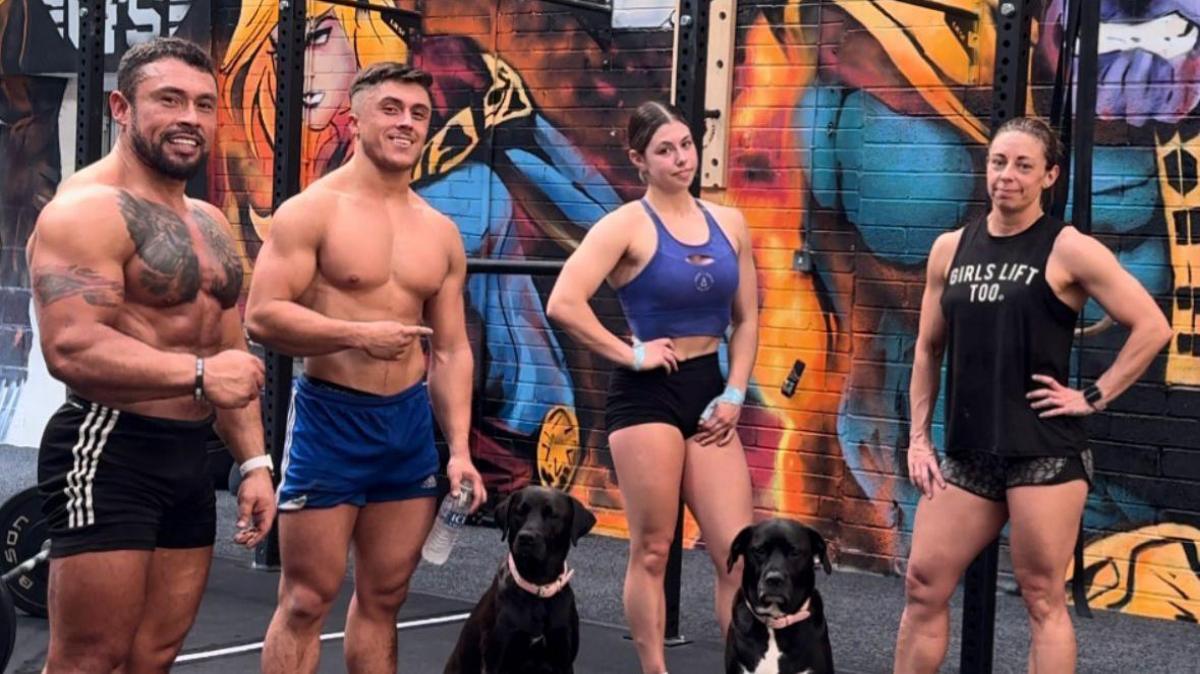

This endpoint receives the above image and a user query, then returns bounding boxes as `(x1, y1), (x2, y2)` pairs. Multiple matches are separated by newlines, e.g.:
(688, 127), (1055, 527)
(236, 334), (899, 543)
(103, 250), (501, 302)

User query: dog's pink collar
(507, 554), (574, 598)
(747, 597), (811, 630)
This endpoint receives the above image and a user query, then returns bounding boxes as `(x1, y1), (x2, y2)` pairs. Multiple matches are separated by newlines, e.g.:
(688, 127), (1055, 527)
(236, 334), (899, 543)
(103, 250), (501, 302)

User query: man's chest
(318, 219), (449, 299)
(119, 194), (242, 309)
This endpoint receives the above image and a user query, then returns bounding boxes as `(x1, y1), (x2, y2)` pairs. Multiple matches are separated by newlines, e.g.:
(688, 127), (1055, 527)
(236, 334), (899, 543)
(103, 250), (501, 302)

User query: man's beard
(129, 118), (207, 181)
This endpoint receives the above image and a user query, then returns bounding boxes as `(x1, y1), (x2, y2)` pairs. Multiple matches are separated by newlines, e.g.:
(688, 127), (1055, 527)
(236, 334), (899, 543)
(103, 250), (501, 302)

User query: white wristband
(719, 385), (746, 406)
(239, 454), (274, 477)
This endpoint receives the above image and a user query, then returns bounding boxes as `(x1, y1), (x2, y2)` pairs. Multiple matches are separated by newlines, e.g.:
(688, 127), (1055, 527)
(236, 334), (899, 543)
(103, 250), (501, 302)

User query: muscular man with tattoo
(25, 38), (275, 673)
(246, 62), (486, 674)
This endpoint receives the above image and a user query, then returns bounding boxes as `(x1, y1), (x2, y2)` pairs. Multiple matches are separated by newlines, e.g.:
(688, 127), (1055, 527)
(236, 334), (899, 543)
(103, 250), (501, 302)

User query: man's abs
(300, 257), (440, 396)
(303, 347), (427, 397)
(289, 186), (451, 395)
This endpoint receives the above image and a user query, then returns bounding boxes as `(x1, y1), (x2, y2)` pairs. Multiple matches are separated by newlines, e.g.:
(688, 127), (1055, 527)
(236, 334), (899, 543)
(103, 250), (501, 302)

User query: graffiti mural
(0, 0), (1195, 623)
(1069, 522), (1200, 622)
(0, 77), (65, 445)
(721, 0), (1200, 614)
(209, 0), (1199, 615)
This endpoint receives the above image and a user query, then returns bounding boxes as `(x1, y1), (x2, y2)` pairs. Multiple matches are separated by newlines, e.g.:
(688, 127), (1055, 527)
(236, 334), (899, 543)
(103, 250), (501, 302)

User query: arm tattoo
(33, 265), (122, 307)
(117, 191), (201, 303)
(193, 207), (245, 308)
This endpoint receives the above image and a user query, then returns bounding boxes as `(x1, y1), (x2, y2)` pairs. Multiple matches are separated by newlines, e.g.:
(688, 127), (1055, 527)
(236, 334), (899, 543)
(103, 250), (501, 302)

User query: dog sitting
(725, 518), (834, 674)
(444, 485), (597, 674)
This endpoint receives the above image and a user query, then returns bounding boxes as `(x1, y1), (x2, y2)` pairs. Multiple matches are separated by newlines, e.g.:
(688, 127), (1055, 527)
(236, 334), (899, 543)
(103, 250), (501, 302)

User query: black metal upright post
(255, 0), (308, 570)
(75, 0), (107, 170)
(664, 0), (711, 647)
(1066, 0), (1101, 620)
(1071, 0), (1099, 238)
(961, 1), (1034, 672)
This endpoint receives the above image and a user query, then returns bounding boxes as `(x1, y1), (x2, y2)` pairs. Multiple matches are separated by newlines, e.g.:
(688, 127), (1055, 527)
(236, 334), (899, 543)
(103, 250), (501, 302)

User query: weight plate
(0, 579), (16, 671)
(0, 486), (49, 618)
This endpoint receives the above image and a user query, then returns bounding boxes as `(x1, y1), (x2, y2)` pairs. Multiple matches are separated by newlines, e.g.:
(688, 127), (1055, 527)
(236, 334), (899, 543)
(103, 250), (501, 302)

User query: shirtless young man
(26, 37), (276, 673)
(246, 62), (487, 674)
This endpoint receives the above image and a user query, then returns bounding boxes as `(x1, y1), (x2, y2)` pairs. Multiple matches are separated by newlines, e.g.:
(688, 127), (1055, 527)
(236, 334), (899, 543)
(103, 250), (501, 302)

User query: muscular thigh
(1007, 480), (1088, 585)
(681, 434), (753, 564)
(906, 484), (1008, 591)
(278, 506), (359, 597)
(609, 424), (686, 542)
(134, 547), (213, 649)
(351, 497), (436, 594)
(48, 550), (152, 648)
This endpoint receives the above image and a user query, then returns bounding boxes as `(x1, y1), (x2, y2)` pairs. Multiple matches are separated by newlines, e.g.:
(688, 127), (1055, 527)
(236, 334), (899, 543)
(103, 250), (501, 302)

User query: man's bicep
(28, 205), (126, 322)
(247, 213), (320, 304)
(427, 241), (469, 350)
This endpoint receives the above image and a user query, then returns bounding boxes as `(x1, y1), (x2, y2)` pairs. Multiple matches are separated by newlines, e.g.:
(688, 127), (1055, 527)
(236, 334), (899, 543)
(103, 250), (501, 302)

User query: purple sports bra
(615, 199), (739, 341)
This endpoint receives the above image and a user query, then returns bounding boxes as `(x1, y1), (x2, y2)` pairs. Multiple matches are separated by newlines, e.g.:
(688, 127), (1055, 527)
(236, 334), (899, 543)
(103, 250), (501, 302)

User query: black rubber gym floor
(4, 556), (732, 673)
(3, 445), (1199, 673)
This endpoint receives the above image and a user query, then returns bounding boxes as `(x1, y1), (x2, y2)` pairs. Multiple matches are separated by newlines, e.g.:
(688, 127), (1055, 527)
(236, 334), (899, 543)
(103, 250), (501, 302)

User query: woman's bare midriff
(670, 335), (722, 361)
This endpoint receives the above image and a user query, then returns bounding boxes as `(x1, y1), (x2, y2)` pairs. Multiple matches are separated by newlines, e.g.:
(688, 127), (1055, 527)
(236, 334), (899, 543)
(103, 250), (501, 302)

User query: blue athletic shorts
(277, 376), (440, 511)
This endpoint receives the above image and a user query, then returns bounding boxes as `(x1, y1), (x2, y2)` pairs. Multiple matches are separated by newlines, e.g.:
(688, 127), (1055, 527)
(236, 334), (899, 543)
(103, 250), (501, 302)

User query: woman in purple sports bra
(547, 101), (759, 674)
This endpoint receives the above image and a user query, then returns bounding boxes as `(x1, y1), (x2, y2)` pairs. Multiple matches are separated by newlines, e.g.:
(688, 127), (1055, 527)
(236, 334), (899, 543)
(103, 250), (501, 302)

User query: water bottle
(421, 480), (473, 565)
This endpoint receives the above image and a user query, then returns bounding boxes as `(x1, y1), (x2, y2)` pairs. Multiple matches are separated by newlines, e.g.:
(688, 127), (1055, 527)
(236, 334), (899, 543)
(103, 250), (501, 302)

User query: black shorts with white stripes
(36, 395), (217, 558)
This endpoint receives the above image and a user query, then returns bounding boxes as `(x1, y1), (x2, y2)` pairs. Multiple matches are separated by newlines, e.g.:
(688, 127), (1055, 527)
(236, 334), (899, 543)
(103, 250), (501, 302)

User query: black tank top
(940, 214), (1087, 458)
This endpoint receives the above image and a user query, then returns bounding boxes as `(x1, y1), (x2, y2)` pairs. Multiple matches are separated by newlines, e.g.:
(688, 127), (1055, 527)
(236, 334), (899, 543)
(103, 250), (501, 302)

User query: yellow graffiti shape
(415, 107), (480, 181)
(834, 0), (989, 144)
(481, 53), (534, 129)
(1068, 523), (1200, 622)
(537, 406), (582, 490)
(1155, 129), (1200, 385)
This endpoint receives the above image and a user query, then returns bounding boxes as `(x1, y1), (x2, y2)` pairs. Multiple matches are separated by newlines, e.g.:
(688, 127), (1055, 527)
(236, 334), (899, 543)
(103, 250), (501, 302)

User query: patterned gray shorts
(940, 450), (1094, 502)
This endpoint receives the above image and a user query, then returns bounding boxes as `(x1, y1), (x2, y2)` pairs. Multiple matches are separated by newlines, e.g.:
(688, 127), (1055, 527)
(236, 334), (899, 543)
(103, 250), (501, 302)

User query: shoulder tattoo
(32, 265), (122, 308)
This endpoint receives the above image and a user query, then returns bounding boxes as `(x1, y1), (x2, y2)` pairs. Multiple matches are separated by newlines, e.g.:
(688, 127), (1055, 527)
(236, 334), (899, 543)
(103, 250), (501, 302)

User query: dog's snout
(762, 570), (786, 588)
(515, 530), (540, 548)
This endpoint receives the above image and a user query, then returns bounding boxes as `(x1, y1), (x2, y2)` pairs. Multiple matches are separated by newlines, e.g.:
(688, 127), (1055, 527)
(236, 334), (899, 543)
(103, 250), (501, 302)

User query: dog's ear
(568, 495), (597, 546)
(726, 525), (754, 574)
(809, 527), (832, 574)
(494, 493), (514, 541)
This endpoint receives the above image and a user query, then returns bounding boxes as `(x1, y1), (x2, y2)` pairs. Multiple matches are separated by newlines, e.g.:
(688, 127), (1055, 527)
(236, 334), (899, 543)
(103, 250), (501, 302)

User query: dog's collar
(746, 597), (811, 630)
(507, 554), (574, 598)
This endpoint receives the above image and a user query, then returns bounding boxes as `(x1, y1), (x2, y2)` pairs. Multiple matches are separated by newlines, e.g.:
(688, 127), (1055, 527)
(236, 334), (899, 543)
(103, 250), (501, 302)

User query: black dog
(445, 486), (596, 674)
(725, 518), (834, 674)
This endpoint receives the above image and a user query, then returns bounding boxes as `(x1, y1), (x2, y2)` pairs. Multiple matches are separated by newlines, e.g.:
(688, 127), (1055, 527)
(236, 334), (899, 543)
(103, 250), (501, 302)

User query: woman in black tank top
(894, 118), (1172, 674)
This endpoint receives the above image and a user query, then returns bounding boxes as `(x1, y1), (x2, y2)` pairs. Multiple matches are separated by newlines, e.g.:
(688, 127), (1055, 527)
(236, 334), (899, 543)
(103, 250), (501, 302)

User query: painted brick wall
(725, 0), (1200, 621)
(209, 0), (1200, 622)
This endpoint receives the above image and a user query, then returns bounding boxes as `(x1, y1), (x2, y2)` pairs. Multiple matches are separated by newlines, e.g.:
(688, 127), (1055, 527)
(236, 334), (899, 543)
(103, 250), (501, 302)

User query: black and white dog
(444, 486), (596, 674)
(725, 519), (834, 674)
